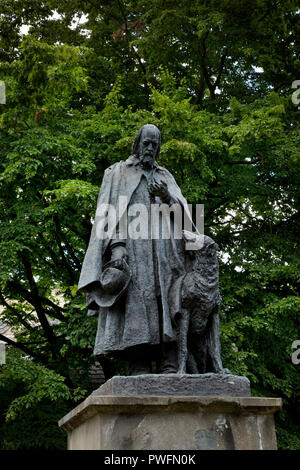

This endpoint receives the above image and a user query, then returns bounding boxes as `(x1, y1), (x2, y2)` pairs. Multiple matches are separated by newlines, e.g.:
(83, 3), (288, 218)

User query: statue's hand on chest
(148, 178), (171, 204)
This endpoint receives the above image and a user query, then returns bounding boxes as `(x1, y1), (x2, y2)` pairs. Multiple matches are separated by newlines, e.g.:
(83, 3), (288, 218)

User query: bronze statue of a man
(78, 124), (226, 376)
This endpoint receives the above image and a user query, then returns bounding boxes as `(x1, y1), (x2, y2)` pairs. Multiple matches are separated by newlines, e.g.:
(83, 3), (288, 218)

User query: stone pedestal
(59, 375), (281, 450)
(92, 373), (251, 397)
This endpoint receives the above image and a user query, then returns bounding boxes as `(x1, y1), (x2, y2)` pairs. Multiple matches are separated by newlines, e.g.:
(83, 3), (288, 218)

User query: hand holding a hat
(86, 243), (131, 310)
(110, 244), (128, 268)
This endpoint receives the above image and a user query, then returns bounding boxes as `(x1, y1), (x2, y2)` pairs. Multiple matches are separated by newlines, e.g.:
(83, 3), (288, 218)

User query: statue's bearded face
(138, 126), (160, 165)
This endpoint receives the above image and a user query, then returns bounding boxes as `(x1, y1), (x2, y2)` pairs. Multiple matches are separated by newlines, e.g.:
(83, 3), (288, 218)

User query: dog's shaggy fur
(176, 232), (228, 374)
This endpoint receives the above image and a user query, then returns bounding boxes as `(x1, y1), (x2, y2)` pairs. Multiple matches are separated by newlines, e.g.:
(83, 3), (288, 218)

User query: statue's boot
(159, 342), (178, 374)
(127, 346), (152, 375)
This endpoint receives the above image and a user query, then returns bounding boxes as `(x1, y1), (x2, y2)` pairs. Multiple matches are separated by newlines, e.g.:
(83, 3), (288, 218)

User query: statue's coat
(78, 155), (194, 356)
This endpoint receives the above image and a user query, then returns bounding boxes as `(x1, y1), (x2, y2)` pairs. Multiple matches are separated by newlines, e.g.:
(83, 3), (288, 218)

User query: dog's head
(183, 231), (219, 253)
(183, 231), (219, 270)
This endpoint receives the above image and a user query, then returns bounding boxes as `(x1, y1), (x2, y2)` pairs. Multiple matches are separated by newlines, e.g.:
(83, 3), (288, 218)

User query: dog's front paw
(177, 366), (187, 375)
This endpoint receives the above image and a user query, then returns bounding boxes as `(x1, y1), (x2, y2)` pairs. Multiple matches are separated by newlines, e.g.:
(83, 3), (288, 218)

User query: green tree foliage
(0, 348), (85, 449)
(0, 0), (299, 449)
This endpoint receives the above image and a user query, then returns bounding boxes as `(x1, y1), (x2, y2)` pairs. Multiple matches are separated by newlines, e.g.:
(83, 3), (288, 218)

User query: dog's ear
(206, 241), (219, 252)
(209, 242), (219, 254)
(182, 230), (196, 243)
(183, 230), (205, 251)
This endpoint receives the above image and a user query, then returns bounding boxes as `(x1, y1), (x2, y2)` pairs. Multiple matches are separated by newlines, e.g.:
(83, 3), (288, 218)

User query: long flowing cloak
(78, 156), (193, 356)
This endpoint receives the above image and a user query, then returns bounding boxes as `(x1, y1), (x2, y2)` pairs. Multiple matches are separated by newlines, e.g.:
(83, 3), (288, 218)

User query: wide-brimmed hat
(86, 259), (131, 309)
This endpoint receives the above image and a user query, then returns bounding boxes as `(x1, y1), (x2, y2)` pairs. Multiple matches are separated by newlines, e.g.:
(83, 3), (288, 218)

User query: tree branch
(55, 224), (82, 272)
(224, 159), (260, 165)
(53, 215), (76, 284)
(195, 32), (215, 104)
(21, 255), (56, 342)
(6, 279), (66, 323)
(200, 33), (215, 98)
(214, 54), (227, 89)
(42, 298), (66, 323)
(0, 333), (46, 363)
(0, 290), (35, 332)
(204, 198), (230, 221)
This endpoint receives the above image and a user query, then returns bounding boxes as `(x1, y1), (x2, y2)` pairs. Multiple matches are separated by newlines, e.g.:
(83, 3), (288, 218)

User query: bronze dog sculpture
(173, 232), (230, 375)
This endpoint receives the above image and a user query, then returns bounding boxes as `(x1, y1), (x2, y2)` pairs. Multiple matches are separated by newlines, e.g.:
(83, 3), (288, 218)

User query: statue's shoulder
(104, 160), (124, 175)
(156, 163), (169, 174)
(156, 165), (177, 183)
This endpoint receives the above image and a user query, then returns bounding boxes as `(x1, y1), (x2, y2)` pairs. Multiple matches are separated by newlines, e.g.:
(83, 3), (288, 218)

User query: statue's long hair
(131, 124), (161, 159)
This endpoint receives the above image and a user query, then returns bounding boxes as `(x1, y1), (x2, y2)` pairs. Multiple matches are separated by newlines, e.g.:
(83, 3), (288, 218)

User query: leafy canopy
(0, 0), (299, 449)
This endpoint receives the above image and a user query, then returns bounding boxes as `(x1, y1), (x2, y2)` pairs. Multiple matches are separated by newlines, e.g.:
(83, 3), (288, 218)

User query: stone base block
(92, 373), (251, 397)
(59, 395), (282, 450)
